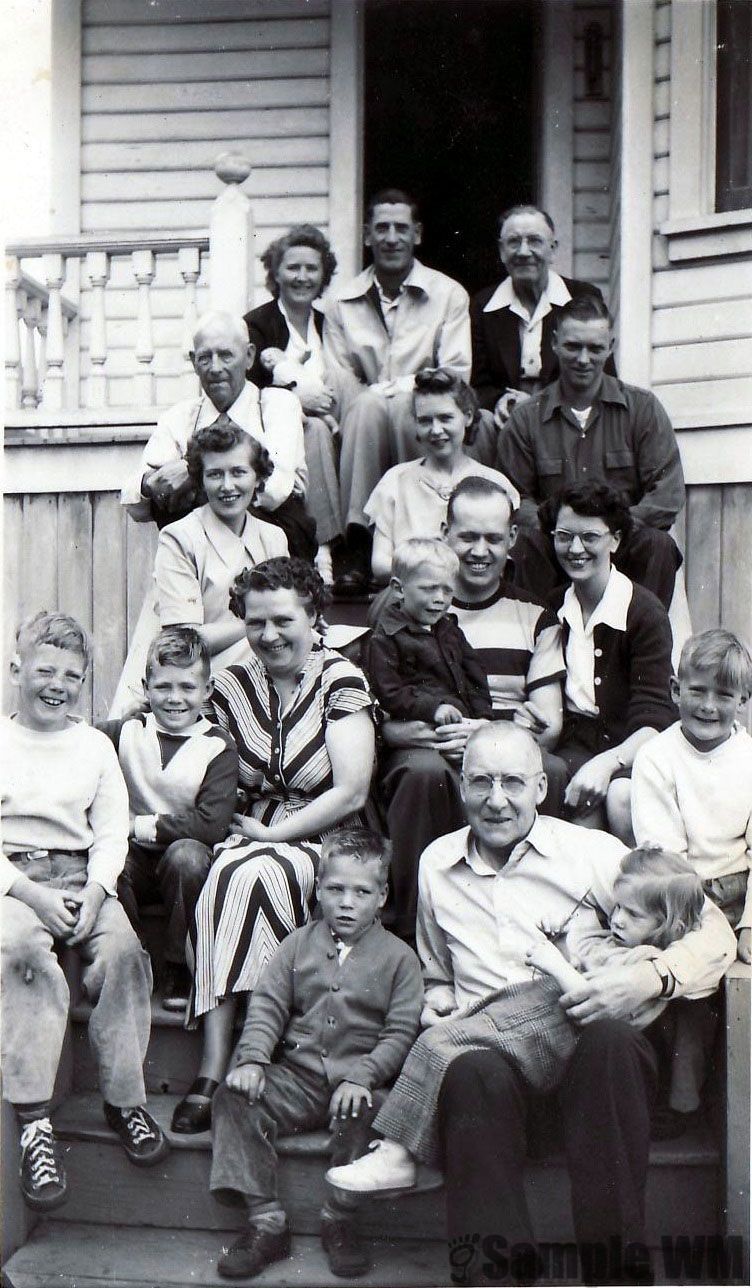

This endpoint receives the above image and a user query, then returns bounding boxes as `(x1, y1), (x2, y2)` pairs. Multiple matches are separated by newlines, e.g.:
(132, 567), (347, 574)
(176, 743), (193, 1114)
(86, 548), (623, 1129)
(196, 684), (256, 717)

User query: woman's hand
(231, 814), (271, 841)
(564, 750), (618, 814)
(301, 389), (335, 417)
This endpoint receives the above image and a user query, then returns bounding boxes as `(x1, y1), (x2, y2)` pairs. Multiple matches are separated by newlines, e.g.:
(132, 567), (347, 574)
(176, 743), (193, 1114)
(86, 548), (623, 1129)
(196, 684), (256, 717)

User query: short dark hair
(260, 225), (337, 297)
(365, 188), (421, 224)
(554, 293), (612, 329)
(15, 611), (91, 670)
(413, 366), (478, 442)
(318, 827), (392, 885)
(497, 204), (556, 238)
(446, 475), (516, 528)
(229, 556), (331, 630)
(538, 482), (632, 541)
(145, 625), (210, 683)
(186, 422), (273, 493)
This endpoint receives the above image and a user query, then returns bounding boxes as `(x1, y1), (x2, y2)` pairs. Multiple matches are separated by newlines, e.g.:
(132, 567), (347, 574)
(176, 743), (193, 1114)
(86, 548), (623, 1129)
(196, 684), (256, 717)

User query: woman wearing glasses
(541, 482), (676, 842)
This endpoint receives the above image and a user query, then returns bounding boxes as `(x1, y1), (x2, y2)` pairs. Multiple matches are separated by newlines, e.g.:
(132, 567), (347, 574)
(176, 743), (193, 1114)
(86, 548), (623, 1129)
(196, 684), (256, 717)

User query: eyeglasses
(551, 529), (612, 549)
(463, 772), (540, 800)
(498, 236), (549, 252)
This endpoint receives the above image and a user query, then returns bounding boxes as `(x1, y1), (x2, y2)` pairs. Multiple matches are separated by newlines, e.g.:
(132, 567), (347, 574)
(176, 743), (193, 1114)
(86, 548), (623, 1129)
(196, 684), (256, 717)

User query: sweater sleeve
(631, 738), (689, 856)
(233, 935), (298, 1066)
(151, 738), (239, 849)
(86, 734), (130, 894)
(623, 594), (676, 736)
(337, 948), (423, 1089)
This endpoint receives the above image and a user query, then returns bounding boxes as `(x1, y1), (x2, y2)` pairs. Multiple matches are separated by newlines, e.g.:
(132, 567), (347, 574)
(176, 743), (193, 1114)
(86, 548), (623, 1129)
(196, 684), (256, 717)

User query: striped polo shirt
(452, 583), (565, 718)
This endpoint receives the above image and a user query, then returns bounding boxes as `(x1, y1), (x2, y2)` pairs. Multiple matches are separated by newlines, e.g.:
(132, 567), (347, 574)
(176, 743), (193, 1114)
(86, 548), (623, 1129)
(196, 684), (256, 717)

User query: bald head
(461, 724), (547, 864)
(463, 724), (543, 777)
(190, 312), (255, 411)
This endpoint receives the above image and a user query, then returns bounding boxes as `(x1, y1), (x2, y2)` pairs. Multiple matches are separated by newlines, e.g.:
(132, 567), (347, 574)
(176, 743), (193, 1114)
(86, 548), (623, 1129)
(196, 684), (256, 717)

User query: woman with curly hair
(245, 226), (343, 583)
(112, 421), (288, 703)
(171, 556), (376, 1133)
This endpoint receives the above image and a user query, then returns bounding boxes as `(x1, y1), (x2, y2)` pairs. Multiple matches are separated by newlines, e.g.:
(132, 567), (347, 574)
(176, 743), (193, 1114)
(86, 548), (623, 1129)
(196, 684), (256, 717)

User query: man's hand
(494, 389), (531, 428)
(513, 700), (553, 743)
(560, 960), (660, 1026)
(20, 884), (81, 939)
(737, 928), (751, 964)
(329, 1081), (373, 1124)
(142, 460), (191, 508)
(67, 883), (107, 946)
(564, 751), (618, 814)
(226, 1062), (266, 1102)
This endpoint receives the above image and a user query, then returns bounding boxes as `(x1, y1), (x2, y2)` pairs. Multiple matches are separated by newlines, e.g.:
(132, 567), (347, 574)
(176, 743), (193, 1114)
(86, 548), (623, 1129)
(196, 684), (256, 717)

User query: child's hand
(434, 703), (464, 727)
(526, 939), (565, 975)
(22, 885), (81, 939)
(259, 347), (284, 371)
(66, 883), (106, 946)
(226, 1063), (266, 1102)
(329, 1081), (372, 1124)
(737, 928), (752, 963)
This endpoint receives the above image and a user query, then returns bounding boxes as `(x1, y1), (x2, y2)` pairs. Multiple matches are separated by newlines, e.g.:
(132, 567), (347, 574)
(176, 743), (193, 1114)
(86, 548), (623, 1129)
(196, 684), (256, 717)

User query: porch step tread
(2, 1222), (448, 1288)
(53, 1092), (721, 1166)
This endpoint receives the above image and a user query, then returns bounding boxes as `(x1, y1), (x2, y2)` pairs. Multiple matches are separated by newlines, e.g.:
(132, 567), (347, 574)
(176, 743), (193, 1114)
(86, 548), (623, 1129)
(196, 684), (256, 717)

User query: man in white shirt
(417, 724), (735, 1285)
(324, 190), (472, 592)
(121, 311), (314, 557)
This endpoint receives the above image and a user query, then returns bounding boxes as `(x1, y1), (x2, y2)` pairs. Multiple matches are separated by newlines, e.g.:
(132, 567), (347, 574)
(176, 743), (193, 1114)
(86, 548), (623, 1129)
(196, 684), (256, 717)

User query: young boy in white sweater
(0, 612), (168, 1214)
(631, 628), (752, 1133)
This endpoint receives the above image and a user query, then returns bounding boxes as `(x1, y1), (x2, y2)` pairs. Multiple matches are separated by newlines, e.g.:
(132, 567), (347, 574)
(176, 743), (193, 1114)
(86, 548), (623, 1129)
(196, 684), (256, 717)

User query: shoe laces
(20, 1119), (61, 1187)
(121, 1106), (158, 1147)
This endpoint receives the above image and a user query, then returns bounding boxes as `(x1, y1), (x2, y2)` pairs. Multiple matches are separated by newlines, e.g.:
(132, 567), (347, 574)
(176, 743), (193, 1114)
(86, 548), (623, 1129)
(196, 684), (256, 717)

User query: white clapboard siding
(649, 0), (752, 426)
(79, 0), (333, 408)
(572, 3), (613, 294)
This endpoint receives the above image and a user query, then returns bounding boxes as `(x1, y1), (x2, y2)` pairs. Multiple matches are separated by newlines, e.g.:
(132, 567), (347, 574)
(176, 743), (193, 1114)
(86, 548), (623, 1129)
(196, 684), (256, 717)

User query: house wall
(572, 1), (613, 296)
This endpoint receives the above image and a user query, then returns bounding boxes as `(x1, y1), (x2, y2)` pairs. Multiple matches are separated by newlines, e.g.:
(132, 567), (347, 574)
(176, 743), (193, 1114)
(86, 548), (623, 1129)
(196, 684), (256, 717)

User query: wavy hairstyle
(261, 225), (337, 298)
(229, 556), (331, 632)
(185, 421), (273, 495)
(614, 844), (705, 950)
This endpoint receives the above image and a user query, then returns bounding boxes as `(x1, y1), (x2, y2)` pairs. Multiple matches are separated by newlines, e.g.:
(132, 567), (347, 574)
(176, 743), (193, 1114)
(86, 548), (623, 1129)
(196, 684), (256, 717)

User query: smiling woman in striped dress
(171, 557), (376, 1134)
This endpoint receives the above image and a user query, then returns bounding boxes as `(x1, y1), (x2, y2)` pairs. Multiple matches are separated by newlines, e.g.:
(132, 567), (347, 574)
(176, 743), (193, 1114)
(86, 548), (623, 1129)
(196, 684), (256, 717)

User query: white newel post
(86, 249), (110, 407)
(178, 244), (201, 396)
(21, 295), (42, 409)
(5, 256), (22, 409)
(209, 153), (254, 317)
(41, 252), (66, 410)
(132, 248), (156, 404)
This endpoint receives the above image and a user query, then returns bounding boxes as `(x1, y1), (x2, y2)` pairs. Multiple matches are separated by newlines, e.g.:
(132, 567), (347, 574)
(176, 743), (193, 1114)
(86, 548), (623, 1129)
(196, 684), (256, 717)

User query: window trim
(660, 0), (752, 261)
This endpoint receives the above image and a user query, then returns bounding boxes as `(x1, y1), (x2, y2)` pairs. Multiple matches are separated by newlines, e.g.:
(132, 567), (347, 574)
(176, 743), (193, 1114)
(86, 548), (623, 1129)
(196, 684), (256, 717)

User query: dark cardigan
(551, 579), (676, 748)
(244, 298), (325, 390)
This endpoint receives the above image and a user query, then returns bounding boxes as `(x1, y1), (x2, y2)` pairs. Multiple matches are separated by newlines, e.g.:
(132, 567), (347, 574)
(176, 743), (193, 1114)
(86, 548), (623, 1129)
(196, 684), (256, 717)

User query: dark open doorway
(364, 0), (541, 294)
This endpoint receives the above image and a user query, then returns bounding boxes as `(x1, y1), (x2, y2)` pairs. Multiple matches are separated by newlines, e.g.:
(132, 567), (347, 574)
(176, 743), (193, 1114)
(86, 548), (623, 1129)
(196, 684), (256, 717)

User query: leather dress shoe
(170, 1076), (218, 1134)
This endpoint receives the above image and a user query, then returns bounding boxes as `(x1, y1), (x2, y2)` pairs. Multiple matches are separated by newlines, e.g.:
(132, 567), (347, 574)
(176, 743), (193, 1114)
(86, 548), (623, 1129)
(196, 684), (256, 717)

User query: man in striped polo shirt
(380, 475), (567, 942)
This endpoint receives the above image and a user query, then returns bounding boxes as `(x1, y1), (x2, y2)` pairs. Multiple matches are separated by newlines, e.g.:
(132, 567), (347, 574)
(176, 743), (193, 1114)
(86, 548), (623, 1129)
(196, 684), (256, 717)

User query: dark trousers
(252, 494), (317, 562)
(437, 1019), (658, 1284)
(117, 838), (212, 966)
(381, 746), (568, 944)
(210, 1061), (382, 1208)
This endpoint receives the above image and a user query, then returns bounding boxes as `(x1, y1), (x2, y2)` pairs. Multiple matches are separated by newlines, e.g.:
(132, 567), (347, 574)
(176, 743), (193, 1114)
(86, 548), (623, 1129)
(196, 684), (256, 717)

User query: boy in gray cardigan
(210, 828), (422, 1281)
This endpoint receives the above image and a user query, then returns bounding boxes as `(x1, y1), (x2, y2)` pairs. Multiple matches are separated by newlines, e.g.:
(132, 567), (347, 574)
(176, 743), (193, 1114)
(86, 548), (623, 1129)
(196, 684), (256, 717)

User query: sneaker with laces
(103, 1102), (170, 1167)
(19, 1118), (68, 1212)
(326, 1139), (416, 1193)
(217, 1225), (291, 1279)
(321, 1216), (370, 1278)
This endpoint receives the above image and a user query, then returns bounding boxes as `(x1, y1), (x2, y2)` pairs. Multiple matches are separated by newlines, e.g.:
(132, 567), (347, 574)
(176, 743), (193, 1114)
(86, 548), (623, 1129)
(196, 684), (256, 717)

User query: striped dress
(191, 643), (374, 1018)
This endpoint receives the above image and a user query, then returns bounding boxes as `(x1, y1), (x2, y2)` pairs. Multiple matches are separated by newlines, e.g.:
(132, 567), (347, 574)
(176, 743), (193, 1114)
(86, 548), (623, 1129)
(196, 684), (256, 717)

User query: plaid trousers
(374, 977), (577, 1167)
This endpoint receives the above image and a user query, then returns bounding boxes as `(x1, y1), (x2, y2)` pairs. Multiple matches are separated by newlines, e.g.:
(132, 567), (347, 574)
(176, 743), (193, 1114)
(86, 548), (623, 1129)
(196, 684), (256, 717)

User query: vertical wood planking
(91, 493), (127, 721)
(3, 498), (24, 715)
(21, 496), (60, 615)
(720, 486), (752, 647)
(684, 485), (722, 632)
(126, 519), (158, 647)
(58, 494), (95, 721)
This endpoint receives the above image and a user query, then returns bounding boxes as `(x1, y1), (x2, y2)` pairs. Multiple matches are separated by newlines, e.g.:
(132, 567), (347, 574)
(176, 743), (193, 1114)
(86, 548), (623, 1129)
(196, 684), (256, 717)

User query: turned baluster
(210, 153), (254, 316)
(132, 248), (156, 405)
(41, 252), (66, 411)
(178, 245), (201, 396)
(21, 295), (42, 409)
(86, 250), (110, 408)
(5, 256), (22, 409)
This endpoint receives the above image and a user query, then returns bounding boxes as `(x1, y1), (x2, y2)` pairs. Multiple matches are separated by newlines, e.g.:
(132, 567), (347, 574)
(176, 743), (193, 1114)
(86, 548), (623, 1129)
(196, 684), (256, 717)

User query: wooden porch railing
(5, 153), (255, 422)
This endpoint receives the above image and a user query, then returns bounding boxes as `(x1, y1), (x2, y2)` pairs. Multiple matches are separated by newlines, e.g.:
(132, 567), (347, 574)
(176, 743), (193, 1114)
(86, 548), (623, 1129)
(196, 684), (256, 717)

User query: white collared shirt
(417, 817), (737, 1013)
(278, 299), (326, 382)
(482, 269), (572, 379)
(559, 566), (633, 715)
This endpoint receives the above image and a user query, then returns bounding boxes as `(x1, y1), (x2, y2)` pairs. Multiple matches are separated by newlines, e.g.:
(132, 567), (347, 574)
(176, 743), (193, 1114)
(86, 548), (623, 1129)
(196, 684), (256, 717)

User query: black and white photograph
(2, 1), (750, 1285)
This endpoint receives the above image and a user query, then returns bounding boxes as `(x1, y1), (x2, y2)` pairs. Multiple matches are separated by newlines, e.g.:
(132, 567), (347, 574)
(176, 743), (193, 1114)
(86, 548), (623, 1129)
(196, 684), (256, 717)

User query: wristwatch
(652, 960), (675, 997)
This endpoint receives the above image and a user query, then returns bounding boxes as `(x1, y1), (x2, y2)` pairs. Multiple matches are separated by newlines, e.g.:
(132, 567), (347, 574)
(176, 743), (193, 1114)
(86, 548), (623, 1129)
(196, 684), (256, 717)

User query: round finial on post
(214, 152), (252, 186)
